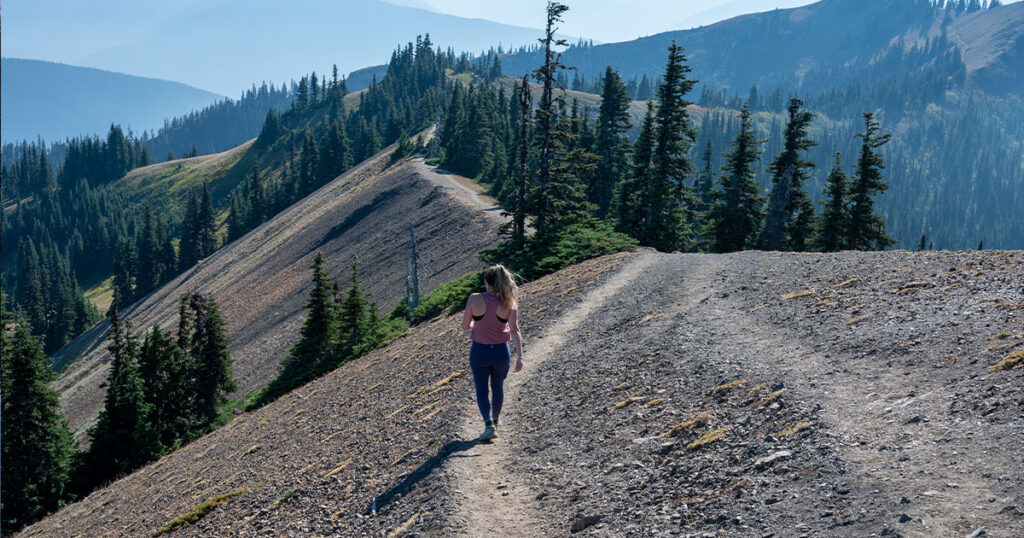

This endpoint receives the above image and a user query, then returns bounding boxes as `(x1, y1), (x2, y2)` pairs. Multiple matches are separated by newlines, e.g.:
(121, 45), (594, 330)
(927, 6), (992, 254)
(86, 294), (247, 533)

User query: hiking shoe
(478, 425), (497, 442)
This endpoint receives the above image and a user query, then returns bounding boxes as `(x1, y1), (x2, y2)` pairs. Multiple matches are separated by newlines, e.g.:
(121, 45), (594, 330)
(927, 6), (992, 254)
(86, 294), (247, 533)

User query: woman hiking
(462, 264), (523, 442)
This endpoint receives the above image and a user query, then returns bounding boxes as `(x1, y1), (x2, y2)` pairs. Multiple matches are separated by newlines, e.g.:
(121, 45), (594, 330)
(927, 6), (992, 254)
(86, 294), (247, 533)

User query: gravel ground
(21, 249), (1022, 537)
(503, 249), (1023, 537)
(18, 253), (633, 537)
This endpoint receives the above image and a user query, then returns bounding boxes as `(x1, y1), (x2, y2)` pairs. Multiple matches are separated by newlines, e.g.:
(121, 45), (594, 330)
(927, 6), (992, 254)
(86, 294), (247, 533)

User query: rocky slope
(18, 253), (632, 537)
(23, 249), (1022, 537)
(52, 145), (503, 438)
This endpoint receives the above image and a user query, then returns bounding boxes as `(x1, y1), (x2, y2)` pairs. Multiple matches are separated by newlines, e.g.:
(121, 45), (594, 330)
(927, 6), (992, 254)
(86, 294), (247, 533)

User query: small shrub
(409, 271), (484, 323)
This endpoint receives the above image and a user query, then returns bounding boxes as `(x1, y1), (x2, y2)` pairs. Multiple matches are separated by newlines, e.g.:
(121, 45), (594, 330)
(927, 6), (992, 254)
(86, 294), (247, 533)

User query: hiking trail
(449, 252), (659, 537)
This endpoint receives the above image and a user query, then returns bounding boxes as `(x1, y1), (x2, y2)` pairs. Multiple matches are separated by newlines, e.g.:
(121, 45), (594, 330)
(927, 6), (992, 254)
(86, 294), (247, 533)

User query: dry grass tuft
(662, 412), (712, 437)
(388, 405), (410, 418)
(433, 370), (463, 387)
(754, 389), (786, 409)
(845, 313), (873, 325)
(686, 427), (729, 450)
(388, 512), (427, 537)
(418, 406), (444, 422)
(834, 278), (859, 288)
(241, 444), (261, 457)
(637, 312), (663, 324)
(613, 396), (644, 410)
(413, 401), (441, 416)
(644, 398), (665, 408)
(779, 422), (813, 436)
(711, 379), (747, 396)
(781, 290), (814, 300)
(324, 458), (353, 478)
(747, 383), (767, 396)
(152, 483), (264, 536)
(612, 381), (629, 390)
(988, 350), (1024, 373)
(749, 305), (767, 313)
(391, 449), (415, 468)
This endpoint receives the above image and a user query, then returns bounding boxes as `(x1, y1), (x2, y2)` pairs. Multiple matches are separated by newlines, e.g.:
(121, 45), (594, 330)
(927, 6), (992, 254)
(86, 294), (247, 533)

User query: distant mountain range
(3, 0), (557, 96)
(502, 0), (1024, 96)
(1, 58), (224, 143)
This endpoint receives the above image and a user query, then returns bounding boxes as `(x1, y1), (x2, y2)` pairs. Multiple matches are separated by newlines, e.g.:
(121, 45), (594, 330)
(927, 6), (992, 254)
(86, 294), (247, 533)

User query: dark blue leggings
(469, 341), (511, 424)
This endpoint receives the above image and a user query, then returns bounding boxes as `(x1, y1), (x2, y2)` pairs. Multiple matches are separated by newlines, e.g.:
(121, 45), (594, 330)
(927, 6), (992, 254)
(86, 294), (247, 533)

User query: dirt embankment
(53, 146), (503, 438)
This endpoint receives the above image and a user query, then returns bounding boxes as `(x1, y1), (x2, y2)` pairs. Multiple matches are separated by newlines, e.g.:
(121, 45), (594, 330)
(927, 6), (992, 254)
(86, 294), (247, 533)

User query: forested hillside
(499, 0), (1024, 250)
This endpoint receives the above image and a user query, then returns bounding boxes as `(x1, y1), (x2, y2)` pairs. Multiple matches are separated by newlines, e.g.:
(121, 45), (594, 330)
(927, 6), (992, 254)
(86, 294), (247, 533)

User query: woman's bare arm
(509, 309), (523, 371)
(461, 296), (474, 331)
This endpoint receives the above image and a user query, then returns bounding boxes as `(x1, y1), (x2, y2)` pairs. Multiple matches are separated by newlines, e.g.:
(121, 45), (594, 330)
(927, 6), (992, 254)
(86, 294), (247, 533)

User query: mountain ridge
(0, 58), (224, 144)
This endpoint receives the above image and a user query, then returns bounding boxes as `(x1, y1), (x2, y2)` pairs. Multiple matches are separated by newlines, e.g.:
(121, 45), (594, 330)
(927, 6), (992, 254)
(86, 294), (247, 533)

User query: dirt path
(413, 160), (507, 225)
(659, 253), (1019, 536)
(449, 252), (660, 537)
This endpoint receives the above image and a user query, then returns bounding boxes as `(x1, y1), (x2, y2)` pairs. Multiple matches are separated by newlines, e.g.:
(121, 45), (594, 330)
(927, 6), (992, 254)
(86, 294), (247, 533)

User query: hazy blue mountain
(502, 0), (1024, 97)
(1, 58), (224, 143)
(66, 0), (554, 95)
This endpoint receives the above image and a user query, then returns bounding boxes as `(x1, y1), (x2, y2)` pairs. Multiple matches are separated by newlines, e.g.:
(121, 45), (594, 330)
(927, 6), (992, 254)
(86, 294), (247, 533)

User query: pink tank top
(471, 292), (516, 345)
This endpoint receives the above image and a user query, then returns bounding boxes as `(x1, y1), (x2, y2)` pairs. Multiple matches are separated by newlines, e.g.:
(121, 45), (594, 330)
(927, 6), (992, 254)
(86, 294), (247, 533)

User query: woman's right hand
(513, 357), (523, 372)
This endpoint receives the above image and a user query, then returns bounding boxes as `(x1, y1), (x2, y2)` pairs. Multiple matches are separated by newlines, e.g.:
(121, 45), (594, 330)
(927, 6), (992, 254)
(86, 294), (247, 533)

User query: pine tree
(113, 238), (137, 301)
(86, 295), (157, 484)
(185, 293), (236, 429)
(696, 140), (715, 207)
(614, 102), (656, 235)
(815, 153), (849, 252)
(848, 112), (895, 250)
(531, 2), (571, 237)
(137, 204), (159, 292)
(1, 305), (77, 535)
(510, 75), (532, 253)
(758, 98), (817, 251)
(266, 253), (339, 398)
(179, 190), (200, 271)
(138, 324), (192, 450)
(592, 66), (632, 217)
(336, 260), (374, 363)
(644, 40), (698, 251)
(197, 183), (217, 258)
(706, 104), (764, 253)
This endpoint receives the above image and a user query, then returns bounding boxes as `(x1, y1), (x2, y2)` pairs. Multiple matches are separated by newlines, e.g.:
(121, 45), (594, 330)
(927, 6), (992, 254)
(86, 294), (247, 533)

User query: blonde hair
(483, 264), (518, 310)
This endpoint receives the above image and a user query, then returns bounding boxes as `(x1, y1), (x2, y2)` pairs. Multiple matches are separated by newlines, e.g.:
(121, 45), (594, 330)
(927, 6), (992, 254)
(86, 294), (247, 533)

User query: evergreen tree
(184, 293), (236, 428)
(510, 76), (532, 253)
(336, 260), (375, 364)
(138, 324), (192, 450)
(644, 40), (698, 251)
(531, 1), (571, 237)
(265, 253), (338, 398)
(848, 112), (895, 250)
(706, 104), (764, 253)
(614, 102), (656, 235)
(815, 153), (849, 252)
(137, 204), (160, 292)
(197, 183), (217, 258)
(758, 98), (817, 251)
(179, 190), (201, 271)
(86, 295), (157, 485)
(592, 66), (632, 217)
(696, 139), (715, 207)
(1, 305), (77, 535)
(113, 238), (137, 301)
